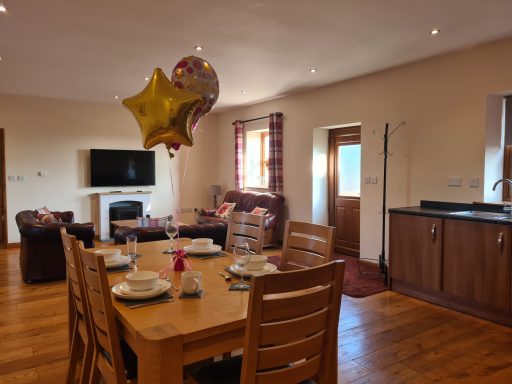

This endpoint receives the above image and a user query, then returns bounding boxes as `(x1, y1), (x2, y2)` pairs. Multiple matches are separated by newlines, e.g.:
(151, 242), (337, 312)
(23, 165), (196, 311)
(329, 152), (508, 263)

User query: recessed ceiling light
(113, 95), (119, 99)
(0, 5), (6, 13)
(241, 90), (247, 94)
(143, 76), (149, 81)
(310, 68), (317, 73)
(0, 56), (3, 61)
(194, 46), (203, 51)
(430, 29), (440, 35)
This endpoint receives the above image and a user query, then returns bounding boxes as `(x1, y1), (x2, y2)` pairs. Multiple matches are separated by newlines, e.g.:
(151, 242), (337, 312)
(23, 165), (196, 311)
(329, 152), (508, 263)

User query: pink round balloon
(171, 56), (219, 116)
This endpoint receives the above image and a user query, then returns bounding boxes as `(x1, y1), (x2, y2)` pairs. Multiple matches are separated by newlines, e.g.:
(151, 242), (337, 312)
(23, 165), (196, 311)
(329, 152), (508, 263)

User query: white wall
(215, 37), (512, 260)
(0, 94), (217, 242)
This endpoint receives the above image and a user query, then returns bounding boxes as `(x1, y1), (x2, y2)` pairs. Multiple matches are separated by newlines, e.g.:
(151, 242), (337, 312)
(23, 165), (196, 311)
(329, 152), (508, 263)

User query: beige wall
(215, 37), (512, 260)
(0, 94), (217, 243)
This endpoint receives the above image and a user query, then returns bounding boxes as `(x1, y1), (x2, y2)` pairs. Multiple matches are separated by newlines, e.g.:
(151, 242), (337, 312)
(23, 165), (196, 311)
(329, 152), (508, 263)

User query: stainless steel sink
(449, 211), (512, 220)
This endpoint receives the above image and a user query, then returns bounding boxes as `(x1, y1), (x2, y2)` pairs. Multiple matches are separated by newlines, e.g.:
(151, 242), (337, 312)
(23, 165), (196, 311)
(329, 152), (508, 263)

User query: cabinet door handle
(430, 224), (436, 241)
(498, 232), (504, 250)
(431, 224), (436, 240)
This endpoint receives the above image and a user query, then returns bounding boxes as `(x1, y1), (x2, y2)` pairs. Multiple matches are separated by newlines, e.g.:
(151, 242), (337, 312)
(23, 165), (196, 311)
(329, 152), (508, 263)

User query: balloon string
(168, 157), (182, 249)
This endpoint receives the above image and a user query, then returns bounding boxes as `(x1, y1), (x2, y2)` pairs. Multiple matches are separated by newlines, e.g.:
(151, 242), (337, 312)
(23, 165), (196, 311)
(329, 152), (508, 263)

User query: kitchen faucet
(492, 178), (512, 213)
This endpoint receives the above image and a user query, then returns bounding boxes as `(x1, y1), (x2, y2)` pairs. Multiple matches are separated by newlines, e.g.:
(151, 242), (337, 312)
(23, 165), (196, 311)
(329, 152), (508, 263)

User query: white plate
(228, 263), (277, 276)
(111, 280), (171, 300)
(184, 244), (222, 255)
(105, 255), (131, 269)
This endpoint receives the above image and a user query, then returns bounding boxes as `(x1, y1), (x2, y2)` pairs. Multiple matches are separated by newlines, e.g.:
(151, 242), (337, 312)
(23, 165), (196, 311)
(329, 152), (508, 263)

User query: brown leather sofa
(199, 190), (285, 246)
(16, 210), (95, 283)
(114, 222), (228, 248)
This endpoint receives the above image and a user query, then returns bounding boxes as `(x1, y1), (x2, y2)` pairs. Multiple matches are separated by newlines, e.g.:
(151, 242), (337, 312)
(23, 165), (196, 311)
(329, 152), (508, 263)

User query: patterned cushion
(214, 202), (236, 219)
(36, 206), (51, 215)
(37, 214), (60, 224)
(250, 206), (268, 215)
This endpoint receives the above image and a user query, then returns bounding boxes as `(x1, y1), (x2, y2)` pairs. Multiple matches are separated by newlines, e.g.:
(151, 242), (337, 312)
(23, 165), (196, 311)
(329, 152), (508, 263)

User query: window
(245, 129), (269, 188)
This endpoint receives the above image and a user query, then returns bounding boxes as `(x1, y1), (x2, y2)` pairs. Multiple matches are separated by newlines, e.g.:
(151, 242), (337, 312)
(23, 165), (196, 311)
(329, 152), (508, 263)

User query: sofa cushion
(36, 206), (51, 215)
(37, 213), (61, 224)
(250, 206), (268, 215)
(214, 202), (236, 219)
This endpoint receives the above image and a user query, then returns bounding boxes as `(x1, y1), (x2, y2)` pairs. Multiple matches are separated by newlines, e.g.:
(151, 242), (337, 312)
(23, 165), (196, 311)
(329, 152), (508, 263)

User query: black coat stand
(375, 122), (405, 283)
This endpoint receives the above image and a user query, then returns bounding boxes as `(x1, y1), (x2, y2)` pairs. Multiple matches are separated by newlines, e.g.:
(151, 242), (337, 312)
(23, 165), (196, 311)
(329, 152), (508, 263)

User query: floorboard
(0, 246), (511, 383)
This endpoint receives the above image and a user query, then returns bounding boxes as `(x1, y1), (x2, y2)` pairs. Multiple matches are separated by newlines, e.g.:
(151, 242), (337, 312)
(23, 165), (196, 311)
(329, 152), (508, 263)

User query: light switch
(364, 176), (371, 184)
(17, 175), (25, 182)
(469, 177), (479, 188)
(8, 175), (16, 182)
(448, 177), (462, 187)
(370, 176), (378, 184)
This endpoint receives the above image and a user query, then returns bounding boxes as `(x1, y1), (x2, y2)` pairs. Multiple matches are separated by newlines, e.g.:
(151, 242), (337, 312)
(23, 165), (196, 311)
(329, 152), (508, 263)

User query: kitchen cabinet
(390, 213), (443, 291)
(443, 219), (511, 310)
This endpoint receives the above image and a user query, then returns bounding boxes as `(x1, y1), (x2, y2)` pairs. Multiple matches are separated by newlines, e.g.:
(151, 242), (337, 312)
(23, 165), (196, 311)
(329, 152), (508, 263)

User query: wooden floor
(1, 247), (512, 383)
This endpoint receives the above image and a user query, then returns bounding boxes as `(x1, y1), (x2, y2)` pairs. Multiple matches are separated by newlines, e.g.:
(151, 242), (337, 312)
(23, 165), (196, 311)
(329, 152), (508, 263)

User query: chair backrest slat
(259, 307), (328, 345)
(261, 285), (331, 322)
(240, 260), (345, 384)
(257, 329), (325, 370)
(256, 350), (322, 384)
(79, 245), (127, 383)
(280, 221), (335, 271)
(225, 212), (266, 254)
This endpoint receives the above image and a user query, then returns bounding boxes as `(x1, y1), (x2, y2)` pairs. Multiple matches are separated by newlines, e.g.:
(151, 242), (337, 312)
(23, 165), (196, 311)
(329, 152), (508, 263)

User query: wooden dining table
(103, 239), (249, 383)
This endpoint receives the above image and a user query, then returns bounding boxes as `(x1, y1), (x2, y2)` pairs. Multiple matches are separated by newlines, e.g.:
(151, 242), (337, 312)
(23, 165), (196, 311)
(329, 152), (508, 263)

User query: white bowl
(125, 271), (159, 291)
(246, 255), (268, 271)
(95, 248), (121, 263)
(191, 238), (214, 250)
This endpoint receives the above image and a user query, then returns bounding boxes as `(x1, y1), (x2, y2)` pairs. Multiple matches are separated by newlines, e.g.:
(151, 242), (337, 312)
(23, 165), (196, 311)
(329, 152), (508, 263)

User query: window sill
(244, 186), (269, 193)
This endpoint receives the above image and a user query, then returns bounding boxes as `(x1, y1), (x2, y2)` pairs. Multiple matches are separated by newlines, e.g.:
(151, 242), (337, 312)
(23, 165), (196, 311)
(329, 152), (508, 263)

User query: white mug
(181, 271), (202, 295)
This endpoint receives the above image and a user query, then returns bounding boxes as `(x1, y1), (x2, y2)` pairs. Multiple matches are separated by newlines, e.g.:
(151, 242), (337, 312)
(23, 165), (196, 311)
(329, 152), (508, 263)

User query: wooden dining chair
(78, 244), (137, 383)
(225, 211), (266, 254)
(190, 260), (345, 384)
(61, 227), (94, 384)
(280, 221), (335, 271)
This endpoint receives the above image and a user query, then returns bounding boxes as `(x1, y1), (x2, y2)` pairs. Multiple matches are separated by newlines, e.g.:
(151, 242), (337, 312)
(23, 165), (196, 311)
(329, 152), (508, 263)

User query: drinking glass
(232, 242), (251, 290)
(163, 218), (178, 254)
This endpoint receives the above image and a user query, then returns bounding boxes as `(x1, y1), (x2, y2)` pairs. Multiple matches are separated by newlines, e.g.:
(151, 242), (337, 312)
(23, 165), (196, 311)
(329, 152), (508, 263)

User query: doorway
(328, 126), (361, 257)
(0, 129), (6, 248)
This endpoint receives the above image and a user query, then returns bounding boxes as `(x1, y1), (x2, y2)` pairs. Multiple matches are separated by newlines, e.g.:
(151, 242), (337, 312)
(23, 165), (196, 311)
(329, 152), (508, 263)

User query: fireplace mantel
(92, 191), (151, 240)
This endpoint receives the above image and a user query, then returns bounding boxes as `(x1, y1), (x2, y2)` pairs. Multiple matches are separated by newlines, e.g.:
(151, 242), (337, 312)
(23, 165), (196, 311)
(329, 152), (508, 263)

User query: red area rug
(267, 253), (388, 298)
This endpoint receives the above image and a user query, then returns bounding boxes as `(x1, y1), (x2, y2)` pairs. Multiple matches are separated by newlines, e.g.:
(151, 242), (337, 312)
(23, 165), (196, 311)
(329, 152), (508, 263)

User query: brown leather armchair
(198, 190), (285, 246)
(16, 210), (95, 283)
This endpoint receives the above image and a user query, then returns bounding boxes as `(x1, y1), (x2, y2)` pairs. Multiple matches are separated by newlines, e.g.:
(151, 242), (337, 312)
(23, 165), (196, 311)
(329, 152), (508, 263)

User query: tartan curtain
(234, 120), (244, 190)
(268, 113), (283, 193)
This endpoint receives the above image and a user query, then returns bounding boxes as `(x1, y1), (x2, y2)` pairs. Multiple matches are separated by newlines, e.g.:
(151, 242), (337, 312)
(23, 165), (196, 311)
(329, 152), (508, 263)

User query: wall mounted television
(90, 149), (156, 187)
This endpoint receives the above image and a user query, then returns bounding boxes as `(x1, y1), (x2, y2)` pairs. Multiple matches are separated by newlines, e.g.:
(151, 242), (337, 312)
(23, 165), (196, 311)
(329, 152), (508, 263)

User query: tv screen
(90, 149), (156, 187)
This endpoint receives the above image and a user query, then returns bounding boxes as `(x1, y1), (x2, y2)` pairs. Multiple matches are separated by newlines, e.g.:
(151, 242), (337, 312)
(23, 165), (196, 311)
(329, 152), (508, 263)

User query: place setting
(111, 271), (174, 309)
(184, 238), (226, 259)
(225, 242), (277, 291)
(94, 248), (133, 273)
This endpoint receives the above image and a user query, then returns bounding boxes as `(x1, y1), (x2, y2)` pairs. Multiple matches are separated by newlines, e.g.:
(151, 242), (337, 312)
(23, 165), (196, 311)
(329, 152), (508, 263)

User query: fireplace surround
(92, 191), (151, 240)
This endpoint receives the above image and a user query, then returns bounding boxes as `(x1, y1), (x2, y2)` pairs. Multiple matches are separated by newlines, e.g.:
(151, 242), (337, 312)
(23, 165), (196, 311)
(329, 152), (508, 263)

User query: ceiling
(1, 0), (512, 112)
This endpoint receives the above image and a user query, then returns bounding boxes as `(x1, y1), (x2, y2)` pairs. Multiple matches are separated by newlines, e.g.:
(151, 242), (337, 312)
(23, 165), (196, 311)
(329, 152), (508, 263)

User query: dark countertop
(389, 200), (512, 225)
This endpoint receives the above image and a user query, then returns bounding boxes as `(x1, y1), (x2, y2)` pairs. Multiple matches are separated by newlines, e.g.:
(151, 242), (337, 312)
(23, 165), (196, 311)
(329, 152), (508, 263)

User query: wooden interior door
(0, 129), (6, 248)
(328, 127), (361, 257)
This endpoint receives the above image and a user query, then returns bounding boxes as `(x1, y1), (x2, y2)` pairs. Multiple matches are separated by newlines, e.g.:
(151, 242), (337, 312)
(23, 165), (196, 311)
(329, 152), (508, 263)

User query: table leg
(136, 324), (183, 384)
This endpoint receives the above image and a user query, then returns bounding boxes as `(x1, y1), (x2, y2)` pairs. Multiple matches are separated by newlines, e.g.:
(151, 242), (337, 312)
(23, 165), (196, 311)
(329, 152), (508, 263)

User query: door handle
(431, 224), (436, 240)
(498, 232), (504, 250)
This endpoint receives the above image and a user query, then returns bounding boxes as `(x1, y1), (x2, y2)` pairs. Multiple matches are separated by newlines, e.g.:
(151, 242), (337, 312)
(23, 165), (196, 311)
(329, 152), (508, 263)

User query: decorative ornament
(122, 68), (203, 158)
(171, 249), (191, 271)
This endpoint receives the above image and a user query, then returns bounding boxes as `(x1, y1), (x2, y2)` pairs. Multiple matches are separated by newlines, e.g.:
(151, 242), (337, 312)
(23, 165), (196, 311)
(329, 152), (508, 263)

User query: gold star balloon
(122, 68), (203, 157)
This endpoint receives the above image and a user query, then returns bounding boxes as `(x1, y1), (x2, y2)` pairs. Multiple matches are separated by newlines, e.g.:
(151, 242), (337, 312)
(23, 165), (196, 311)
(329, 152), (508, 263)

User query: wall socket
(448, 177), (462, 187)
